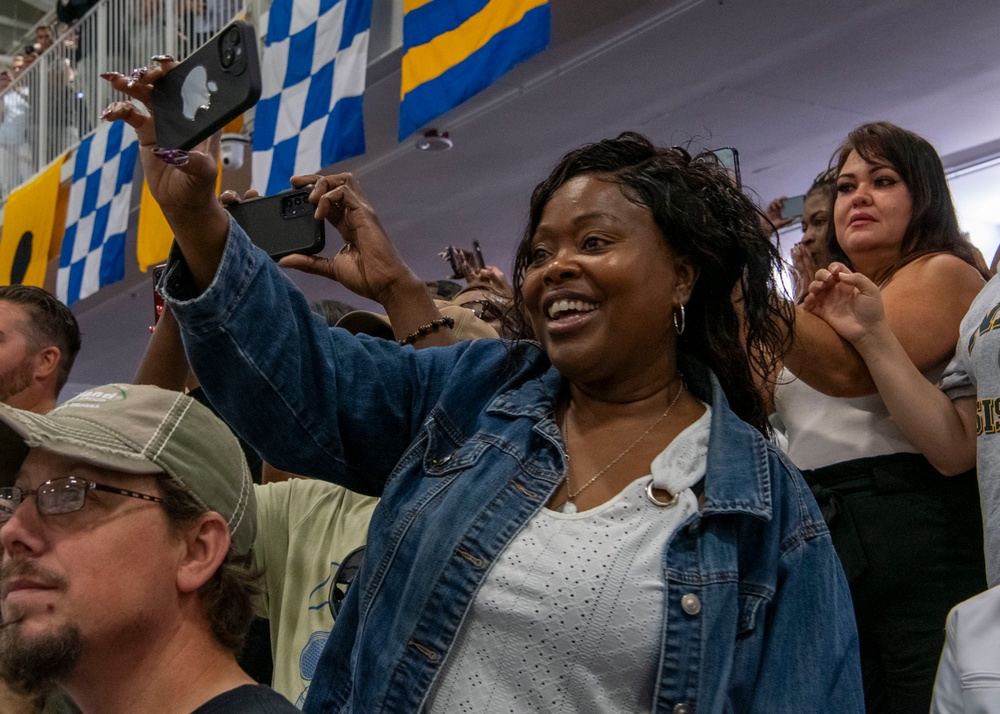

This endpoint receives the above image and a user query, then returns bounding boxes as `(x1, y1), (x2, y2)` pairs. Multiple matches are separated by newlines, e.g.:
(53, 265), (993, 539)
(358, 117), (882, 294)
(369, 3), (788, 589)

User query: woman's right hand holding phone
(277, 173), (422, 308)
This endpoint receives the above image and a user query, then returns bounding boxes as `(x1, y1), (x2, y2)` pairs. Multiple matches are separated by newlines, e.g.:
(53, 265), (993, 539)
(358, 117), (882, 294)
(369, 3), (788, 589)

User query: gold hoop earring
(673, 304), (685, 335)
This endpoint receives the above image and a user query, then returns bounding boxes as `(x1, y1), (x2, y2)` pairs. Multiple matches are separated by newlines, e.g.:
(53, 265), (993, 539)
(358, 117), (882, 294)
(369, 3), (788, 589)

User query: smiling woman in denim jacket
(103, 65), (863, 713)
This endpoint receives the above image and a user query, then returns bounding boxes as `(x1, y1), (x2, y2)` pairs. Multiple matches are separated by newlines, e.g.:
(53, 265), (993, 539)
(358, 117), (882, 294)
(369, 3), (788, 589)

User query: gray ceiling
(63, 0), (1000, 396)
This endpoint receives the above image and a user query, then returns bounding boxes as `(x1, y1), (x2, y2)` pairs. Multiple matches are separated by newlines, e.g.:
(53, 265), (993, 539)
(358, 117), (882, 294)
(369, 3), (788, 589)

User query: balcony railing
(0, 0), (261, 199)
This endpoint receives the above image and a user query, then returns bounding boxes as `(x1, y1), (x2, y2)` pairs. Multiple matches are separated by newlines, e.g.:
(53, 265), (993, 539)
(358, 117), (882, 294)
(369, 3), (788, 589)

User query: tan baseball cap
(0, 384), (256, 556)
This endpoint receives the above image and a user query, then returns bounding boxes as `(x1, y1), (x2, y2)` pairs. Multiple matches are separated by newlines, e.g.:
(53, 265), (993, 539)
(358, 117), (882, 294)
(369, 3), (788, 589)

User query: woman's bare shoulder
(885, 252), (985, 294)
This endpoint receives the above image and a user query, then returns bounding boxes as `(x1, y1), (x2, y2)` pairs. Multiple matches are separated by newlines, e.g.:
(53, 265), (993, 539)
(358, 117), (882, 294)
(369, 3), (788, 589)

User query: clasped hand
(802, 262), (886, 346)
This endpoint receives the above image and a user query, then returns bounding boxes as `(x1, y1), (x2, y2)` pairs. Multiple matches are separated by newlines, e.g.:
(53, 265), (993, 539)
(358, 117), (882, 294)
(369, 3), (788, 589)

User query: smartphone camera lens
(220, 27), (240, 69)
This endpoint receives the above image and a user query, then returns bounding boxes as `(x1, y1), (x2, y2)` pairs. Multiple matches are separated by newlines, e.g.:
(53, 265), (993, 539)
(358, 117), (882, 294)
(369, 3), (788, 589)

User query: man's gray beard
(0, 615), (82, 695)
(0, 357), (33, 404)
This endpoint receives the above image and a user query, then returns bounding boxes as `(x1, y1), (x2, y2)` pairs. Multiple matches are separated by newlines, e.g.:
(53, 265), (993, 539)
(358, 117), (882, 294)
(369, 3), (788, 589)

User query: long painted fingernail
(100, 71), (123, 80)
(151, 54), (175, 63)
(126, 66), (148, 87)
(153, 148), (190, 167)
(101, 105), (113, 117)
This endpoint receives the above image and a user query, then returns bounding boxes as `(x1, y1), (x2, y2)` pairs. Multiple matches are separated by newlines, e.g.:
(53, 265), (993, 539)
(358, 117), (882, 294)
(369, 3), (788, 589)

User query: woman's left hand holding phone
(101, 59), (230, 293)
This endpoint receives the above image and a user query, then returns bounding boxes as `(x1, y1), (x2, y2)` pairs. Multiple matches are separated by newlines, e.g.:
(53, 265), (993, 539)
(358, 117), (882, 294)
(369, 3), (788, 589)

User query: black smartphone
(152, 21), (261, 151)
(226, 189), (325, 260)
(781, 194), (807, 221)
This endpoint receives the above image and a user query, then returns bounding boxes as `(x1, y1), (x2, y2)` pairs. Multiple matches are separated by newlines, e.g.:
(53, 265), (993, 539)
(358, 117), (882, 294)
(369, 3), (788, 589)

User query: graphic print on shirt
(970, 300), (1000, 437)
(294, 560), (339, 708)
(967, 301), (1000, 353)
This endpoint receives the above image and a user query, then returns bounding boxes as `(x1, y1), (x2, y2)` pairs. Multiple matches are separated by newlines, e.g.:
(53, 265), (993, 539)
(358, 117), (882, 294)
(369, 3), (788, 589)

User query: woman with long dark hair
(775, 122), (988, 713)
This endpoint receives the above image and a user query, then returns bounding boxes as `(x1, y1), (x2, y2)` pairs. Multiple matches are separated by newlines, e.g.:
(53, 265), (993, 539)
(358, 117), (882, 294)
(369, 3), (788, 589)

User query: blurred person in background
(0, 69), (30, 197)
(767, 169), (838, 302)
(0, 287), (80, 415)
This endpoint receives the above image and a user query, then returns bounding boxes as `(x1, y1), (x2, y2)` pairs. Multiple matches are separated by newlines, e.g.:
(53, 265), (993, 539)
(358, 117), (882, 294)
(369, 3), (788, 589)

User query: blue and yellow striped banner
(400, 0), (550, 140)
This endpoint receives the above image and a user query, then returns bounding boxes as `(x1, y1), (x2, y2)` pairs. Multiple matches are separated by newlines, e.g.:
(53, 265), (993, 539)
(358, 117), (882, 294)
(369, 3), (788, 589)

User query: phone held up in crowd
(226, 188), (326, 260)
(440, 241), (486, 280)
(151, 20), (261, 150)
(780, 194), (806, 221)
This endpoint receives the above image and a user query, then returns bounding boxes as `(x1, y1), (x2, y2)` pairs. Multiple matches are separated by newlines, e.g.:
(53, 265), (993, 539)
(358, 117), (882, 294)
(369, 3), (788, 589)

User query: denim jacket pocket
(422, 421), (490, 476)
(736, 592), (771, 638)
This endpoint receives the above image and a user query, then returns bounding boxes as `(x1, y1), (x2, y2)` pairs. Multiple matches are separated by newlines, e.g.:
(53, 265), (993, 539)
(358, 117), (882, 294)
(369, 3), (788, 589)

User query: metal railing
(0, 0), (261, 199)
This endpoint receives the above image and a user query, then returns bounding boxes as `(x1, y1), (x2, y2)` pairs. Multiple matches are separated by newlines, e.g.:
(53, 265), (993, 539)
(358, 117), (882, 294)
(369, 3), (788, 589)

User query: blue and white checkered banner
(252, 0), (373, 195)
(57, 120), (138, 306)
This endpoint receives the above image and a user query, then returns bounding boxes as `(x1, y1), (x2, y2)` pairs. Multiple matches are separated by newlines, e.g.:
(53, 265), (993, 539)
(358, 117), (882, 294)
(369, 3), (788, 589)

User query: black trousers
(806, 453), (986, 714)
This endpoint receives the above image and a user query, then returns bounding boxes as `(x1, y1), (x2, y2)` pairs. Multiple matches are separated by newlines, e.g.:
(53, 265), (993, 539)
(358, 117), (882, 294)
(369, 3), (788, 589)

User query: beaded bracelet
(398, 316), (455, 346)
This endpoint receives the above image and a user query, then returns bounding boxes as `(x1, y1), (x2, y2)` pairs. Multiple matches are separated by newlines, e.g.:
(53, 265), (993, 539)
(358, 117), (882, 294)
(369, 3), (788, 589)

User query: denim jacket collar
(486, 348), (773, 521)
(683, 354), (773, 521)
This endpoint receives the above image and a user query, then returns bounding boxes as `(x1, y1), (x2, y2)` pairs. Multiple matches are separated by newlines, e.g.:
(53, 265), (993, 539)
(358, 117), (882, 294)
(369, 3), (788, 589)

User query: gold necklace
(558, 381), (685, 514)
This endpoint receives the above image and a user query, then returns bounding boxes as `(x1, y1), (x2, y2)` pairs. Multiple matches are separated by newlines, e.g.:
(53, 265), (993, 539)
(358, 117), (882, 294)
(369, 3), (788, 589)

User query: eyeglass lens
(0, 477), (90, 522)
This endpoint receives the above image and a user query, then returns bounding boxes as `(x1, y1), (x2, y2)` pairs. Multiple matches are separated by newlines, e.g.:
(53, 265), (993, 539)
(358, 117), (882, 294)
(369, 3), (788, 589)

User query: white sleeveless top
(773, 367), (942, 470)
(424, 407), (711, 714)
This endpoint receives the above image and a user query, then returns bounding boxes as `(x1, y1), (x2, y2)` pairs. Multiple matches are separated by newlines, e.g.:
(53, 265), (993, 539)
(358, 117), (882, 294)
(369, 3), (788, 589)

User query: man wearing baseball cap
(0, 384), (299, 713)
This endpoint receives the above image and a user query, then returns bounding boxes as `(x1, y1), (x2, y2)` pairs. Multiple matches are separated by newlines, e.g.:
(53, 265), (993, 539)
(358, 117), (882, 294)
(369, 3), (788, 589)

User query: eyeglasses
(0, 476), (163, 523)
(328, 545), (366, 620)
(457, 298), (505, 321)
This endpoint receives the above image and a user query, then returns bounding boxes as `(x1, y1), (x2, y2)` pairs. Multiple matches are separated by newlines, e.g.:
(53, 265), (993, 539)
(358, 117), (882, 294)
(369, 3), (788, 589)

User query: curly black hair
(509, 132), (793, 434)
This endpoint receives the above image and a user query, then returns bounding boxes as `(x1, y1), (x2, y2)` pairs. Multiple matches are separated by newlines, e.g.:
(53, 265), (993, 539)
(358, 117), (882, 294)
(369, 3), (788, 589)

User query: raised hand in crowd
(463, 264), (513, 299)
(789, 242), (821, 302)
(765, 196), (795, 231)
(101, 59), (229, 290)
(274, 173), (454, 347)
(277, 173), (417, 306)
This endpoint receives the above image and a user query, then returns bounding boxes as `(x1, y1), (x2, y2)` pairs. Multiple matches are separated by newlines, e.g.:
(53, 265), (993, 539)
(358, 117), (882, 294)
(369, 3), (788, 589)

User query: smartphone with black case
(152, 20), (261, 150)
(226, 189), (326, 260)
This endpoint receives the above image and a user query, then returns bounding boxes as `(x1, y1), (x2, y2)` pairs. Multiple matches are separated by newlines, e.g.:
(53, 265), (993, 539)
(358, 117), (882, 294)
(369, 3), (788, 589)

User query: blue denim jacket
(164, 221), (863, 713)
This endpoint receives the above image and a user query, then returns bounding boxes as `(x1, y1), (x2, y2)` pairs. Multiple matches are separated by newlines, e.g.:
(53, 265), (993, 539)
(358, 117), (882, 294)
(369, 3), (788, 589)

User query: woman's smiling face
(520, 175), (695, 388)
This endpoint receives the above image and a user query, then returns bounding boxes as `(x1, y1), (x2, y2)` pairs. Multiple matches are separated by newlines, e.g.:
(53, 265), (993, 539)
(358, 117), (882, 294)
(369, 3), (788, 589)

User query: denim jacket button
(672, 704), (691, 714)
(681, 593), (701, 615)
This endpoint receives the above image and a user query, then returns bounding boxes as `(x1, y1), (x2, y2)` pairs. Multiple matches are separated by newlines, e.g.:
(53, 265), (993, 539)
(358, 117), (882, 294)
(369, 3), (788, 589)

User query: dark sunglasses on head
(457, 298), (505, 322)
